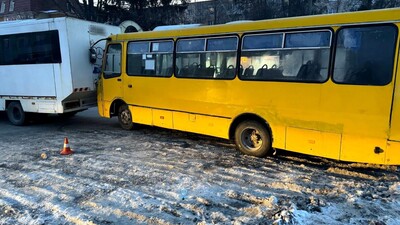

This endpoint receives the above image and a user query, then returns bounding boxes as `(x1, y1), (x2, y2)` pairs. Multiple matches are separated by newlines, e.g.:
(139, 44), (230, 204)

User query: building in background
(0, 0), (81, 21)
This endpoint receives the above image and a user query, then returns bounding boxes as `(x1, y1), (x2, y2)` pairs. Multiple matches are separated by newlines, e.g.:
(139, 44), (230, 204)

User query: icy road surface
(0, 108), (399, 225)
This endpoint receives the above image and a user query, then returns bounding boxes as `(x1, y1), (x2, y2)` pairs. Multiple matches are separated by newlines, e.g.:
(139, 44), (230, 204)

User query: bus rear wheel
(6, 102), (27, 126)
(234, 121), (271, 157)
(118, 104), (134, 130)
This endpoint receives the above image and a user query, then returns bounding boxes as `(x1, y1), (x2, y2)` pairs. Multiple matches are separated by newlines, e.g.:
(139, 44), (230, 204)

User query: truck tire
(6, 102), (27, 126)
(118, 104), (134, 130)
(234, 120), (272, 157)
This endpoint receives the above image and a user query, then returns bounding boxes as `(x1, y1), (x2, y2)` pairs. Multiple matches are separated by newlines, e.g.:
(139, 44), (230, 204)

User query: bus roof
(111, 7), (400, 41)
(153, 24), (202, 31)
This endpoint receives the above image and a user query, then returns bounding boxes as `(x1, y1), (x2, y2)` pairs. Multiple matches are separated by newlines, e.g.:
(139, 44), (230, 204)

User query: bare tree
(62, 0), (400, 28)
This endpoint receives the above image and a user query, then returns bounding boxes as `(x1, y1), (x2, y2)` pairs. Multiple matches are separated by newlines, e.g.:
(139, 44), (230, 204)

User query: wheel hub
(12, 108), (22, 120)
(121, 110), (131, 124)
(242, 128), (263, 151)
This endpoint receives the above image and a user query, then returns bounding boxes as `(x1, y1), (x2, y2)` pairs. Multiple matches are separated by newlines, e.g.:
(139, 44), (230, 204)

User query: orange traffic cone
(60, 137), (74, 155)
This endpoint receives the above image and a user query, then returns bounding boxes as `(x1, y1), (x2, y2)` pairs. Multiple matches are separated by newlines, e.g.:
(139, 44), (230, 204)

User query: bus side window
(176, 36), (238, 79)
(103, 44), (121, 78)
(176, 39), (205, 78)
(333, 25), (397, 86)
(207, 37), (238, 79)
(151, 41), (173, 77)
(126, 41), (173, 77)
(241, 31), (330, 82)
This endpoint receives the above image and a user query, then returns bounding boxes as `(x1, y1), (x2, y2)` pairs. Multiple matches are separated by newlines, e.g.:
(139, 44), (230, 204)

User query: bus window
(103, 44), (121, 78)
(285, 31), (330, 48)
(127, 40), (173, 77)
(176, 36), (238, 79)
(207, 36), (238, 79)
(333, 25), (397, 85)
(176, 38), (205, 78)
(243, 33), (283, 49)
(240, 30), (331, 82)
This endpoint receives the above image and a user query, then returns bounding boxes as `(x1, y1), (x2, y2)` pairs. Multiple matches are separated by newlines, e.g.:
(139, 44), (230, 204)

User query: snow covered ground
(0, 108), (399, 225)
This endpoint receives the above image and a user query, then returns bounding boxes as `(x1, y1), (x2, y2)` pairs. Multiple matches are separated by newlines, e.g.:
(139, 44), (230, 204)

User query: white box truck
(0, 17), (120, 125)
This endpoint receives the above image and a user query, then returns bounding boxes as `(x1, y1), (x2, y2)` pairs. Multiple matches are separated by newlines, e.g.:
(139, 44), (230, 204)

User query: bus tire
(118, 104), (134, 130)
(234, 121), (271, 157)
(6, 102), (27, 126)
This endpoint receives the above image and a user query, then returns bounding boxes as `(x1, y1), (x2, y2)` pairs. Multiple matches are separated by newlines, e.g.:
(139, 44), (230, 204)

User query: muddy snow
(0, 108), (399, 225)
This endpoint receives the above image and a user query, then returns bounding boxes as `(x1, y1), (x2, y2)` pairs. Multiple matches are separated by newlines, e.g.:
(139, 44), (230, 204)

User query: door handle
(128, 84), (133, 88)
(117, 78), (122, 82)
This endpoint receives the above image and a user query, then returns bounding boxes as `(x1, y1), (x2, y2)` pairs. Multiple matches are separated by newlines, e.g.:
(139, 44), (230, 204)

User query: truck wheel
(234, 120), (271, 157)
(118, 104), (134, 130)
(6, 102), (26, 126)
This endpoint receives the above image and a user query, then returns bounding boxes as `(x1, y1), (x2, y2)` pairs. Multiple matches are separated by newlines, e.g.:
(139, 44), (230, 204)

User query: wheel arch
(5, 100), (22, 109)
(229, 113), (273, 142)
(110, 99), (127, 117)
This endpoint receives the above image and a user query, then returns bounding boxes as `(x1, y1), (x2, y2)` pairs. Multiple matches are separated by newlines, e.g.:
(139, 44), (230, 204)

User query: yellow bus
(97, 8), (400, 165)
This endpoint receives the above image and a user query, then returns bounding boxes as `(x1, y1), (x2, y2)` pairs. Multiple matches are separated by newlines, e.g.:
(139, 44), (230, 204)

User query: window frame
(241, 32), (284, 51)
(284, 30), (332, 49)
(103, 43), (122, 79)
(0, 30), (62, 65)
(126, 39), (174, 78)
(176, 38), (206, 53)
(206, 36), (239, 52)
(331, 23), (398, 86)
(175, 34), (239, 80)
(239, 28), (333, 83)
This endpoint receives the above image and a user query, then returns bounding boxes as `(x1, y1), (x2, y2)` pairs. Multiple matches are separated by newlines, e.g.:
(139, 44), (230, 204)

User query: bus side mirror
(89, 47), (97, 64)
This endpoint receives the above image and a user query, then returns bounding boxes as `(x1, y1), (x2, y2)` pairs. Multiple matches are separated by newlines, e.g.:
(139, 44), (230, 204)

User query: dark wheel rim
(120, 109), (131, 125)
(12, 107), (22, 121)
(241, 127), (263, 151)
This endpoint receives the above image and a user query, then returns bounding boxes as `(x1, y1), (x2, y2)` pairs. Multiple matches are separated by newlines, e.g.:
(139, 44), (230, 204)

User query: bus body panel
(340, 134), (386, 164)
(152, 109), (173, 129)
(123, 76), (230, 117)
(386, 23), (400, 165)
(285, 127), (341, 160)
(124, 76), (232, 138)
(0, 17), (120, 115)
(321, 83), (394, 164)
(172, 111), (230, 139)
(131, 106), (153, 125)
(386, 141), (400, 165)
(100, 76), (123, 117)
(389, 24), (400, 141)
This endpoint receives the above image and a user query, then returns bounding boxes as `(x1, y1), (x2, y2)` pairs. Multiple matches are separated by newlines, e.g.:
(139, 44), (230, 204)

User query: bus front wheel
(234, 121), (271, 157)
(6, 102), (27, 126)
(118, 104), (134, 130)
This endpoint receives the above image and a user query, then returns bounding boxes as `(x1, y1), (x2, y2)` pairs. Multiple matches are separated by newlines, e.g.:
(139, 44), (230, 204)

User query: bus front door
(99, 43), (123, 117)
